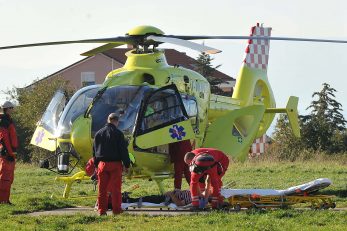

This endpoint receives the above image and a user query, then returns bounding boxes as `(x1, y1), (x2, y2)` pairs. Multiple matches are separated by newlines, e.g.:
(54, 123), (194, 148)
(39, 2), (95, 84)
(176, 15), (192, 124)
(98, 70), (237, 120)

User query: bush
(258, 145), (347, 163)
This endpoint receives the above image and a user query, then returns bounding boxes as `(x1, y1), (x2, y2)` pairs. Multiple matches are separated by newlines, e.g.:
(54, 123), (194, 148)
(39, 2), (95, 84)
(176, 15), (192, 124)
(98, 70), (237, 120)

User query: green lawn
(0, 159), (346, 230)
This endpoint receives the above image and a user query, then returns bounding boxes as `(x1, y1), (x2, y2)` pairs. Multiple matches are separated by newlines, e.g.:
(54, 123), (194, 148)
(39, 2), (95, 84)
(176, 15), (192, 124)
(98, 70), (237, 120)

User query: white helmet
(1, 101), (15, 109)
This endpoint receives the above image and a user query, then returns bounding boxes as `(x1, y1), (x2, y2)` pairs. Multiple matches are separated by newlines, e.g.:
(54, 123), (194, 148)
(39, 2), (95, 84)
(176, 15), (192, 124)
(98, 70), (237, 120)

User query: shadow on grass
(320, 189), (347, 198)
(10, 197), (74, 215)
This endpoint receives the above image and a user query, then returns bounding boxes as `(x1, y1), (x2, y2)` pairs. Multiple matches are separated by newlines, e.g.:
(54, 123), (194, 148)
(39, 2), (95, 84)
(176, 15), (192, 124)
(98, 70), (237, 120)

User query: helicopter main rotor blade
(0, 37), (134, 50)
(168, 35), (347, 44)
(147, 35), (221, 54)
(81, 42), (126, 56)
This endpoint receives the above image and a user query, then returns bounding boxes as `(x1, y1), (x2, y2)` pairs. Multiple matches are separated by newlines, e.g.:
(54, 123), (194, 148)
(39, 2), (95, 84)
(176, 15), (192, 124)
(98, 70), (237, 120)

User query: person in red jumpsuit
(0, 101), (18, 204)
(93, 113), (130, 215)
(184, 148), (230, 209)
(169, 140), (192, 189)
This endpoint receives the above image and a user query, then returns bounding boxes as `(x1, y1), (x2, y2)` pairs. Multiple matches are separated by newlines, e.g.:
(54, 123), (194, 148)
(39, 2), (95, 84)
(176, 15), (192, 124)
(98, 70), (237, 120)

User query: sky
(0, 0), (346, 135)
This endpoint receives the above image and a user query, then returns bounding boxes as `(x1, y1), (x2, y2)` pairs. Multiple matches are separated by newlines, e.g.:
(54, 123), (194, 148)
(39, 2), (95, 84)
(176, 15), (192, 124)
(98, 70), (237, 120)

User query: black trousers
(123, 195), (168, 204)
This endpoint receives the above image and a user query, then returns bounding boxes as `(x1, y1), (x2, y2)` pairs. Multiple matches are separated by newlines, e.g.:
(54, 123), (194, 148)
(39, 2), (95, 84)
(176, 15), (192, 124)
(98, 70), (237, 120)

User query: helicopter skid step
(55, 171), (90, 198)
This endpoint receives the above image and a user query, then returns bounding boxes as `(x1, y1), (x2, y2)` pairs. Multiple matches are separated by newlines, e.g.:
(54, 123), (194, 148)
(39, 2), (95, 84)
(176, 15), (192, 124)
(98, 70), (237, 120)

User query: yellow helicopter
(2, 23), (346, 198)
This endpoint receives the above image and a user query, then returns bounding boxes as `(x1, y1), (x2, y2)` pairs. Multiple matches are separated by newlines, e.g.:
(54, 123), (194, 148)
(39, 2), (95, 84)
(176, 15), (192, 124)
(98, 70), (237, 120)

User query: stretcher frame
(228, 194), (336, 210)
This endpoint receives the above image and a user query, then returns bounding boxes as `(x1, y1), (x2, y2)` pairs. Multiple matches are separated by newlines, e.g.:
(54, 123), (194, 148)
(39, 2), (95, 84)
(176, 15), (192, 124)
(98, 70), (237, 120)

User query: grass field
(0, 159), (346, 230)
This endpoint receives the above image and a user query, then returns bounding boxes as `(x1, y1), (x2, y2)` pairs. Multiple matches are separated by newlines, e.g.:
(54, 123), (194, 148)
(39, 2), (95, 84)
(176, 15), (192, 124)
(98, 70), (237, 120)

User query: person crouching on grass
(93, 113), (130, 216)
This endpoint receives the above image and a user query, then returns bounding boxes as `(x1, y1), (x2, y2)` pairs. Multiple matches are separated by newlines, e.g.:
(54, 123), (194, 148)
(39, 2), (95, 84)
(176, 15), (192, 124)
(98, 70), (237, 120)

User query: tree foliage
(271, 114), (304, 161)
(272, 83), (346, 159)
(195, 52), (230, 96)
(300, 83), (346, 153)
(4, 77), (74, 162)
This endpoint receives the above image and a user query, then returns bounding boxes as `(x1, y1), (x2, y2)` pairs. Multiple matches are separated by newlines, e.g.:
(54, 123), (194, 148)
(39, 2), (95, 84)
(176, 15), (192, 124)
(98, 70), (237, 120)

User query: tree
(271, 114), (304, 160)
(3, 77), (74, 162)
(195, 52), (229, 96)
(300, 83), (346, 153)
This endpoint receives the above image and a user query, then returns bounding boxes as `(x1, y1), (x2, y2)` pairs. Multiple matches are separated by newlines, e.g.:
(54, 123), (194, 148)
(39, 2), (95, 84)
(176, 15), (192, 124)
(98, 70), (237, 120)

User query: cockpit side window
(182, 94), (198, 128)
(57, 86), (100, 136)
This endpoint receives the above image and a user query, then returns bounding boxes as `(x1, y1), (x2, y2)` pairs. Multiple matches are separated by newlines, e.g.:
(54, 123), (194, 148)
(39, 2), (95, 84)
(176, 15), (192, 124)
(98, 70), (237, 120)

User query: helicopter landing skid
(154, 178), (165, 195)
(55, 171), (91, 198)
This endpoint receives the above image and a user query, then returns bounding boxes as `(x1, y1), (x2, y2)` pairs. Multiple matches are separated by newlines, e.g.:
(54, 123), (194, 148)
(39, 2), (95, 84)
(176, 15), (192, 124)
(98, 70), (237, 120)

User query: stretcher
(221, 178), (336, 210)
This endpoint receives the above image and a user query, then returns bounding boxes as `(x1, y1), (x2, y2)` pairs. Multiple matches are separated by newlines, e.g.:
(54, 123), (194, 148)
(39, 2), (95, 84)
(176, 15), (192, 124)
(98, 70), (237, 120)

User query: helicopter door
(203, 105), (265, 161)
(134, 85), (195, 149)
(30, 89), (67, 151)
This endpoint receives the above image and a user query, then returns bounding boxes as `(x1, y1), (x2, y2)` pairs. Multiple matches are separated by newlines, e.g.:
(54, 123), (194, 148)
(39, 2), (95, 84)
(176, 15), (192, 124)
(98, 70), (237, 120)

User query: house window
(81, 72), (95, 87)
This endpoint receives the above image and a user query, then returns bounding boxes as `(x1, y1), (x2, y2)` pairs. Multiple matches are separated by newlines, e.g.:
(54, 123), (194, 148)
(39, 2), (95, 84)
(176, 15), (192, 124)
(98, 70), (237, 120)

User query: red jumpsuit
(0, 114), (18, 203)
(169, 140), (192, 189)
(97, 161), (123, 214)
(85, 158), (112, 209)
(190, 148), (229, 208)
(191, 148), (229, 177)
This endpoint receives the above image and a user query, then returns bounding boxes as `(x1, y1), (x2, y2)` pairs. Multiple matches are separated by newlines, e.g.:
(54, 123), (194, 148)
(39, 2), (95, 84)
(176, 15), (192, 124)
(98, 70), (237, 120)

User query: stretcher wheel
(234, 204), (241, 211)
(331, 203), (336, 209)
(251, 205), (259, 210)
(320, 203), (330, 210)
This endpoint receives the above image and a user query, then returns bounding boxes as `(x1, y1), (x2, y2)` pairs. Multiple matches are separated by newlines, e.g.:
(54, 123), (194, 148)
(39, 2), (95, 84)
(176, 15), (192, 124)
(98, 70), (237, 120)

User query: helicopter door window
(139, 87), (187, 134)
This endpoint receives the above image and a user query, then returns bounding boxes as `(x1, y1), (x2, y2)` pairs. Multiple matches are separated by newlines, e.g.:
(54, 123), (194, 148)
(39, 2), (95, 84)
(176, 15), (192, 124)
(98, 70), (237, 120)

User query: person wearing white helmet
(0, 101), (18, 204)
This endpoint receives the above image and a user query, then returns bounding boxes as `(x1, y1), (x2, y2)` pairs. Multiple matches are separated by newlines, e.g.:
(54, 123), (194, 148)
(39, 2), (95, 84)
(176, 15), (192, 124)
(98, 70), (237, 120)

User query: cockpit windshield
(89, 85), (150, 136)
(40, 90), (66, 134)
(57, 85), (100, 136)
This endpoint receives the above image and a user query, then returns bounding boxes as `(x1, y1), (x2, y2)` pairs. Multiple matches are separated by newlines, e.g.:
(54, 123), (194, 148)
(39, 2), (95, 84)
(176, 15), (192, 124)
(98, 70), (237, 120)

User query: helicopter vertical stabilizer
(243, 23), (272, 72)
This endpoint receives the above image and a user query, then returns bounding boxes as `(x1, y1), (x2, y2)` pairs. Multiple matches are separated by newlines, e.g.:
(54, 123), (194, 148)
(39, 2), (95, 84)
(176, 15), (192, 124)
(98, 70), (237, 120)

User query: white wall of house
(51, 54), (122, 90)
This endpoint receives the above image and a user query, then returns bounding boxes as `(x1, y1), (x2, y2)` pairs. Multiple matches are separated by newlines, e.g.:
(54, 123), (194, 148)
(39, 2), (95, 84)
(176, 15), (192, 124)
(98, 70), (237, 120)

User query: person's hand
(91, 172), (97, 181)
(164, 191), (173, 197)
